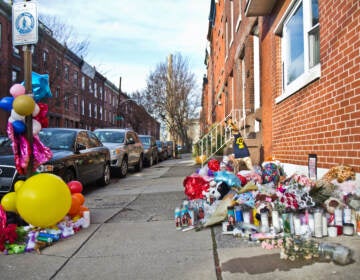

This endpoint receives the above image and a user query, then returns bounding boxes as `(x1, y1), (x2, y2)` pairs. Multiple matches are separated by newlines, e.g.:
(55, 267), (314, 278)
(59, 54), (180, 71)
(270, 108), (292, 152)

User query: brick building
(201, 0), (359, 178)
(0, 1), (160, 138)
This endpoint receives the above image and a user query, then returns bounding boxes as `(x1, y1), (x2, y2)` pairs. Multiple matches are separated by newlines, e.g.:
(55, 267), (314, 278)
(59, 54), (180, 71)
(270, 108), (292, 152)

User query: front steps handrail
(194, 109), (246, 165)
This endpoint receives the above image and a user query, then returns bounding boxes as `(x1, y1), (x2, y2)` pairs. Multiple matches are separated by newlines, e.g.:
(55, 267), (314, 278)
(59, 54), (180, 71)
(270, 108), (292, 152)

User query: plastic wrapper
(204, 191), (236, 227)
(183, 174), (210, 200)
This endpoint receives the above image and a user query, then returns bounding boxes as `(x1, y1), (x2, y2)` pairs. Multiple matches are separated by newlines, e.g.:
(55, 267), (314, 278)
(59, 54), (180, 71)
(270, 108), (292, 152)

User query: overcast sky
(31, 0), (210, 95)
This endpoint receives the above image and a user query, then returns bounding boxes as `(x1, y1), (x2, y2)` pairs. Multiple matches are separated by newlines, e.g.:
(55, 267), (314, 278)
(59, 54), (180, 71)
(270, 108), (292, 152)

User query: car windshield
(95, 131), (125, 144)
(39, 130), (76, 150)
(139, 136), (151, 148)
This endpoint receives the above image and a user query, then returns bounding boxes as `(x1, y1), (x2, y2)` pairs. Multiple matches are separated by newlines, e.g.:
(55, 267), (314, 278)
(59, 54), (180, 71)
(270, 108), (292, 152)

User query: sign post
(12, 1), (38, 178)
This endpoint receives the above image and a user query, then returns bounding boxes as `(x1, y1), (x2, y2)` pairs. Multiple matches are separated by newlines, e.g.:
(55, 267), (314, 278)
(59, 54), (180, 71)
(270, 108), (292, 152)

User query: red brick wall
(261, 0), (360, 172)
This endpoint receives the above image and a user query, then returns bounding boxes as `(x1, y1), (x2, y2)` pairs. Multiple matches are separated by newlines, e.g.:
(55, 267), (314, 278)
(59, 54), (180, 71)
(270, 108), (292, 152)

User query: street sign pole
(12, 0), (38, 178)
(24, 44), (33, 178)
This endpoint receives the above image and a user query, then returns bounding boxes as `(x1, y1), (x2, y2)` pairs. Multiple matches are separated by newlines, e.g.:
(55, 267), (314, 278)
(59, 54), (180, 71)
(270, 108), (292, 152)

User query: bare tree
(39, 14), (90, 58)
(136, 53), (199, 151)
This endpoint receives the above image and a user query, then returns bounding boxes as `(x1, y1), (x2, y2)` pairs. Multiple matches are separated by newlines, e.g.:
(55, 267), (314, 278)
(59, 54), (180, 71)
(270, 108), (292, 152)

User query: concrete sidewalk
(1, 154), (360, 279)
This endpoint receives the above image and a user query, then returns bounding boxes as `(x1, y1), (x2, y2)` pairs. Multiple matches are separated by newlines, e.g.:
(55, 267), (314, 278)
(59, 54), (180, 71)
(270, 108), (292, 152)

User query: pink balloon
(10, 84), (26, 97)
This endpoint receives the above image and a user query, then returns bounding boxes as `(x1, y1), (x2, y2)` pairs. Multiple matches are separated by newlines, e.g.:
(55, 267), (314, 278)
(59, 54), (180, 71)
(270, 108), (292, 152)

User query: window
(56, 59), (61, 75)
(275, 0), (320, 102)
(12, 69), (20, 83)
(64, 65), (69, 80)
(88, 103), (92, 118)
(81, 76), (85, 90)
(94, 82), (97, 97)
(74, 95), (78, 112)
(235, 0), (242, 32)
(13, 46), (20, 56)
(81, 99), (85, 115)
(64, 94), (69, 109)
(0, 23), (2, 48)
(73, 71), (78, 86)
(55, 87), (60, 98)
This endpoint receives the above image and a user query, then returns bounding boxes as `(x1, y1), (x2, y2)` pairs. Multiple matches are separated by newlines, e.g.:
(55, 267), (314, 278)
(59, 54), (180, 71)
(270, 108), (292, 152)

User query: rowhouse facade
(201, 0), (359, 178)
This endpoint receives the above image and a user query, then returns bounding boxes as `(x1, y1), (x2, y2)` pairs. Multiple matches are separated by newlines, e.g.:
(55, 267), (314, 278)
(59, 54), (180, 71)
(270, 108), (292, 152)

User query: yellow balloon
(16, 173), (72, 228)
(12, 95), (35, 116)
(14, 180), (25, 192)
(1, 192), (17, 213)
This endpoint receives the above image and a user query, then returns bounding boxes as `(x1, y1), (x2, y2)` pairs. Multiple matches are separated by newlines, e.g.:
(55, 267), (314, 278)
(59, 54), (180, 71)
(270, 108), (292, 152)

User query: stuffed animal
(225, 117), (253, 173)
(203, 181), (230, 204)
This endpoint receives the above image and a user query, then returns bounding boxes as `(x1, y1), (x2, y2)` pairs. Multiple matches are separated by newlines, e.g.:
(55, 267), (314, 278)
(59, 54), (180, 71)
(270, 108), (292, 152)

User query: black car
(0, 128), (111, 196)
(139, 135), (159, 167)
(0, 137), (26, 196)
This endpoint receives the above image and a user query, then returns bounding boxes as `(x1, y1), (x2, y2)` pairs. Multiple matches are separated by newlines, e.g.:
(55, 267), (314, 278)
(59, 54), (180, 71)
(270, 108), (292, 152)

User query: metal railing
(193, 109), (250, 165)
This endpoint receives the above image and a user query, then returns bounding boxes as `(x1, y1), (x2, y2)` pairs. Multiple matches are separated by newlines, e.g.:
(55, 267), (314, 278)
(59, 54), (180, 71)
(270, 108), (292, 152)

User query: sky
(31, 0), (210, 95)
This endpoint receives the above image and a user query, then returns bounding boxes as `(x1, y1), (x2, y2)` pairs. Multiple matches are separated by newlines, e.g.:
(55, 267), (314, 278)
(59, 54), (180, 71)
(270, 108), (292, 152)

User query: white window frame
(275, 0), (321, 103)
(230, 0), (234, 46)
(235, 0), (242, 32)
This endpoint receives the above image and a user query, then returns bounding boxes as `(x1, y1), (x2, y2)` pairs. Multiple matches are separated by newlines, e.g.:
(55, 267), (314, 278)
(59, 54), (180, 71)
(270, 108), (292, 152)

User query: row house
(201, 0), (359, 179)
(0, 1), (159, 138)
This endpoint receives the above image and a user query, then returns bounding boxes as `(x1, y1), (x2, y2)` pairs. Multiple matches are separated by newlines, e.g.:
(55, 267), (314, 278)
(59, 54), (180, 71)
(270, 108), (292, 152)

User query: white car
(94, 128), (144, 177)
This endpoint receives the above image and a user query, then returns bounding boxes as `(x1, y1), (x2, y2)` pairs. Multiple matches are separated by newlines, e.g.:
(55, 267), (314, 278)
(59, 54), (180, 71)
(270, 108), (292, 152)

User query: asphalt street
(1, 154), (360, 280)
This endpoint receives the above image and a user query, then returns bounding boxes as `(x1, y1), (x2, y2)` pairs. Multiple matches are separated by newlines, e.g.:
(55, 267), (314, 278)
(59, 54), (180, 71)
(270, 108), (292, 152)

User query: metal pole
(23, 44), (33, 178)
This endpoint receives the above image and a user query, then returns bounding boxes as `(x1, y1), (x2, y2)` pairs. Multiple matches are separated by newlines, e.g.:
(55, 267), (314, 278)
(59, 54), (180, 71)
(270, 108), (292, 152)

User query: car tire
(119, 158), (128, 178)
(135, 155), (143, 172)
(98, 163), (111, 186)
(64, 169), (75, 183)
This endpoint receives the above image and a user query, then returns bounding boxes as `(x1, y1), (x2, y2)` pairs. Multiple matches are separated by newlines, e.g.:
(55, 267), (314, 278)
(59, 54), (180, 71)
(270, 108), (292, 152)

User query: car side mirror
(75, 143), (86, 153)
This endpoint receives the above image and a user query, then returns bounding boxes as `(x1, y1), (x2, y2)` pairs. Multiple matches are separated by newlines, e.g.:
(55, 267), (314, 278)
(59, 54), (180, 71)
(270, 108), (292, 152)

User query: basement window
(275, 0), (320, 103)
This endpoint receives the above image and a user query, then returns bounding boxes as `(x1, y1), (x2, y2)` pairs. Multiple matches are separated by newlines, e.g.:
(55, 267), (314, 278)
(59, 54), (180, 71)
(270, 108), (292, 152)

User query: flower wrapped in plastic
(183, 174), (210, 200)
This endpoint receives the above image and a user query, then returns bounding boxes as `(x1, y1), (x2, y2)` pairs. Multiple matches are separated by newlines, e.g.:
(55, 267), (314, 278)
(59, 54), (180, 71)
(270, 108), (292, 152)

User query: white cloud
(35, 0), (209, 94)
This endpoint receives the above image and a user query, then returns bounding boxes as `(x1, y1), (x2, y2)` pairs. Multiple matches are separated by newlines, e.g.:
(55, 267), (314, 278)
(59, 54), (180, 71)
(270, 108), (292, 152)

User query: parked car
(94, 128), (144, 177)
(166, 141), (174, 158)
(156, 140), (168, 161)
(38, 128), (111, 186)
(0, 128), (111, 197)
(0, 137), (26, 196)
(138, 135), (159, 167)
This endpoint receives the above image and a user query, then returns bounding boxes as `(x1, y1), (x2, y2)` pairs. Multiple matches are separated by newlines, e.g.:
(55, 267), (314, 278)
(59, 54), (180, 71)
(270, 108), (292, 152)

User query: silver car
(94, 128), (144, 177)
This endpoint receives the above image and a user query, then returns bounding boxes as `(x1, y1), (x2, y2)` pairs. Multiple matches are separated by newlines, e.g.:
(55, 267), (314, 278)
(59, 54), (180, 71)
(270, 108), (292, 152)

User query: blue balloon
(12, 120), (26, 134)
(22, 72), (52, 102)
(213, 170), (241, 188)
(0, 96), (14, 112)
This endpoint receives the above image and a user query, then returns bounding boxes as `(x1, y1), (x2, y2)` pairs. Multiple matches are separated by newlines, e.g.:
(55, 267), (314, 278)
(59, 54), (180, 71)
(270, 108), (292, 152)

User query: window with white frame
(88, 103), (92, 118)
(81, 76), (85, 90)
(275, 0), (320, 102)
(230, 0), (234, 45)
(236, 0), (242, 32)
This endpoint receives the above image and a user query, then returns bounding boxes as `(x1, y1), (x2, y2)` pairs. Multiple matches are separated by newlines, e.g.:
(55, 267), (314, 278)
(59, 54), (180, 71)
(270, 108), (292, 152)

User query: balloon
(22, 72), (52, 102)
(10, 109), (25, 121)
(12, 95), (35, 116)
(72, 193), (85, 205)
(0, 96), (14, 112)
(14, 180), (25, 192)
(68, 195), (81, 216)
(1, 192), (17, 213)
(32, 119), (42, 135)
(12, 120), (26, 134)
(32, 103), (40, 117)
(16, 173), (72, 228)
(68, 180), (83, 194)
(9, 84), (26, 97)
